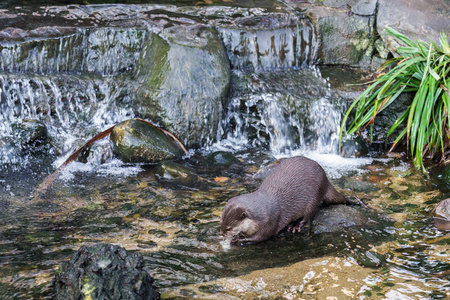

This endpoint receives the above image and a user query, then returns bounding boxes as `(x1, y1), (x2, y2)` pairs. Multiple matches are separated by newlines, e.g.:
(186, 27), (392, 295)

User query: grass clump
(339, 26), (450, 172)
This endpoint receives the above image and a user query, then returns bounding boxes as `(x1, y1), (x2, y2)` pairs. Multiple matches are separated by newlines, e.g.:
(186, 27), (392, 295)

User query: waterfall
(213, 68), (345, 155)
(0, 27), (146, 165)
(0, 28), (146, 75)
(218, 18), (318, 71)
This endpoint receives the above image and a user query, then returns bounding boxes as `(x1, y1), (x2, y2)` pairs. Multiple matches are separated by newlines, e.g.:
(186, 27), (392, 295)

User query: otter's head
(220, 193), (262, 244)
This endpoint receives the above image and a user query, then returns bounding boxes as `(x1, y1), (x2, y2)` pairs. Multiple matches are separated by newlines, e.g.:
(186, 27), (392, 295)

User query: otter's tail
(323, 182), (347, 204)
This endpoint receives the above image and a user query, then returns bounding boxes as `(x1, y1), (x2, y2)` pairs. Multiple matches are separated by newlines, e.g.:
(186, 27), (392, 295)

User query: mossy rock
(135, 24), (231, 148)
(357, 250), (386, 268)
(55, 243), (159, 300)
(110, 119), (185, 163)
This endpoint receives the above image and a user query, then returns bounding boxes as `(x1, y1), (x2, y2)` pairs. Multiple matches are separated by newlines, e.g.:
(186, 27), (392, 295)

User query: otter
(220, 156), (347, 244)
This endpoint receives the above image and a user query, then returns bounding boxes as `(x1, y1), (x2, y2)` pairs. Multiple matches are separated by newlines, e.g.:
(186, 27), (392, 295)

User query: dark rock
(341, 135), (369, 158)
(357, 250), (386, 268)
(312, 205), (368, 234)
(207, 151), (239, 166)
(432, 198), (450, 231)
(252, 160), (281, 179)
(135, 24), (231, 148)
(54, 243), (160, 300)
(110, 119), (186, 163)
(12, 119), (47, 145)
(370, 93), (413, 143)
(430, 165), (450, 193)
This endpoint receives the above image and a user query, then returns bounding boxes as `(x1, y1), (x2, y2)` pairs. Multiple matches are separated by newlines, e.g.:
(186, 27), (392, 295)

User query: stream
(0, 1), (449, 300)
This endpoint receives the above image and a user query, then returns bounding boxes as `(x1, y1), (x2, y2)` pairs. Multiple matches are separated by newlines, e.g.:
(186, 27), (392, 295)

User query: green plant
(339, 27), (450, 172)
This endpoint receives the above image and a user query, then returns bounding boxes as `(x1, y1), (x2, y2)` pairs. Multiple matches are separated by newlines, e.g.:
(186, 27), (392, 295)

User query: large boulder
(306, 5), (376, 68)
(54, 243), (160, 300)
(110, 119), (186, 163)
(135, 24), (231, 148)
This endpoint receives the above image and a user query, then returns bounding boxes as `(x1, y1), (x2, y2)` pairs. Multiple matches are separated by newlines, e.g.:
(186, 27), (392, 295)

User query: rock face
(309, 6), (376, 67)
(312, 204), (368, 234)
(110, 119), (186, 163)
(54, 243), (160, 300)
(377, 0), (450, 55)
(136, 25), (230, 148)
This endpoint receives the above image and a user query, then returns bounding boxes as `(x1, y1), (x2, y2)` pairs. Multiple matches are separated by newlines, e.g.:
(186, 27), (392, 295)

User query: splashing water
(211, 68), (346, 156)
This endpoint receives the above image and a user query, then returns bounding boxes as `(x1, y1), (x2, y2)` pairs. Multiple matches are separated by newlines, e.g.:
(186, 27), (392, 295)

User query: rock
(371, 93), (413, 142)
(217, 13), (318, 71)
(341, 135), (369, 158)
(253, 160), (281, 179)
(377, 0), (450, 55)
(308, 0), (378, 16)
(155, 161), (194, 179)
(432, 198), (450, 231)
(54, 243), (160, 300)
(11, 119), (48, 148)
(135, 24), (231, 148)
(357, 250), (386, 268)
(344, 178), (378, 193)
(110, 119), (186, 163)
(310, 6), (376, 67)
(312, 205), (368, 234)
(206, 151), (239, 166)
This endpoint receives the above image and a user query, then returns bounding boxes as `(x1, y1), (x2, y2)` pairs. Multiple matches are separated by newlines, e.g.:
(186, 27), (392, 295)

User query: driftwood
(33, 119), (186, 198)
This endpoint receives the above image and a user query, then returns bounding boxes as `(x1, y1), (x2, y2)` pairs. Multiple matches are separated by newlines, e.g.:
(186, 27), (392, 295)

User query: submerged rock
(110, 119), (186, 163)
(136, 24), (230, 148)
(432, 198), (450, 231)
(12, 119), (48, 148)
(206, 151), (239, 166)
(357, 250), (386, 268)
(341, 135), (369, 158)
(155, 161), (194, 179)
(54, 243), (160, 300)
(312, 205), (368, 234)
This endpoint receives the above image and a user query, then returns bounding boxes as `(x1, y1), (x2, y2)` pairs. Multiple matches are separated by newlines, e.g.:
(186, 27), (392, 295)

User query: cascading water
(218, 17), (318, 71)
(0, 27), (147, 166)
(213, 68), (345, 157)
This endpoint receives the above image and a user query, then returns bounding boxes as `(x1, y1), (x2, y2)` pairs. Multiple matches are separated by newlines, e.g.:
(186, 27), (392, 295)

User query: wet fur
(220, 156), (346, 243)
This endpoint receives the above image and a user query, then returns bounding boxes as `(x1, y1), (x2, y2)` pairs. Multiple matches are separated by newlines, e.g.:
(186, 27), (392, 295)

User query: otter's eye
(241, 212), (247, 219)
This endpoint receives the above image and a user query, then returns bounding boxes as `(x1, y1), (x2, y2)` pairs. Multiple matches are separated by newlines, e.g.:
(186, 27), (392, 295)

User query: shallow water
(0, 5), (448, 297)
(0, 148), (448, 299)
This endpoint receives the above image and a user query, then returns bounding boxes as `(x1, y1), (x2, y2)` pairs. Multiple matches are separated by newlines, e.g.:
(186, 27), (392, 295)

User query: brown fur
(220, 156), (346, 243)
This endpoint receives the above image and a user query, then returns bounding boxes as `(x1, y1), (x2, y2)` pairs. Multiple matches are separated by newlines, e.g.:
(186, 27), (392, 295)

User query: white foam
(276, 151), (376, 179)
(57, 159), (143, 182)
